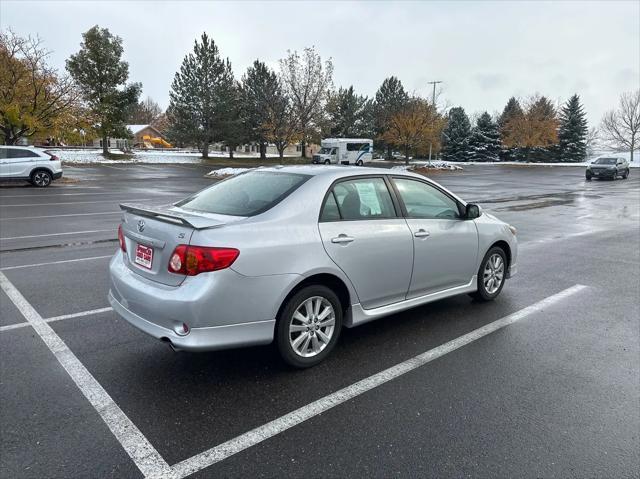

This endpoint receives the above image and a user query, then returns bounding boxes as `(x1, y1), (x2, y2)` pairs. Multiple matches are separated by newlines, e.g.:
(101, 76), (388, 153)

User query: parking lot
(1, 163), (638, 478)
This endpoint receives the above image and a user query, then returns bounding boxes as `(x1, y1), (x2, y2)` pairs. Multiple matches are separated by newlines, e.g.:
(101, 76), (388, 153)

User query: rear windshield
(175, 171), (310, 216)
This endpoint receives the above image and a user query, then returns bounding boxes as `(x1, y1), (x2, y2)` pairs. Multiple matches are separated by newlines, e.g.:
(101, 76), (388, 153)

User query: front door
(318, 176), (414, 309)
(391, 177), (479, 298)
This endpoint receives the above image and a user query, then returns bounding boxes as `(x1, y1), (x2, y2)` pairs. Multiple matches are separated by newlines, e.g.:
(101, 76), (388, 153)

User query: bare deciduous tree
(600, 90), (640, 163)
(279, 47), (333, 158)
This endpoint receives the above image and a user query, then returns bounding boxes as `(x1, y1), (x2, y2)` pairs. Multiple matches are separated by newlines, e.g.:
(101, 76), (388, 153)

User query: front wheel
(324, 159), (331, 165)
(623, 169), (629, 179)
(356, 159), (364, 166)
(585, 174), (592, 181)
(276, 285), (343, 368)
(31, 170), (52, 187)
(470, 247), (507, 302)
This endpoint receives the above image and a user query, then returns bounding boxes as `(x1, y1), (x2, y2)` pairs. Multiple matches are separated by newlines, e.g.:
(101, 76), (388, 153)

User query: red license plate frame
(134, 244), (153, 269)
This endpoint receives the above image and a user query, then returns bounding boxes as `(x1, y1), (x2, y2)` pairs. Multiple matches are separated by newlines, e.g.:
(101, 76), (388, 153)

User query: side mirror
(465, 203), (480, 219)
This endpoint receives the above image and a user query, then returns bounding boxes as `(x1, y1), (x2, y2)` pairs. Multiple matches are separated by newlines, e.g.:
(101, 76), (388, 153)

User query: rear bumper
(108, 291), (275, 351)
(53, 171), (63, 180)
(108, 252), (299, 351)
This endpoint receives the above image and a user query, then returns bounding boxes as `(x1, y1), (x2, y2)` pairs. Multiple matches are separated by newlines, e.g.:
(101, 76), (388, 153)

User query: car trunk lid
(119, 203), (242, 286)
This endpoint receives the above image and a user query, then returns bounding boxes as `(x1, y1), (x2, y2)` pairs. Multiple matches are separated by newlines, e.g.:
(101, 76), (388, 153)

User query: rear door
(9, 148), (41, 177)
(391, 177), (478, 298)
(318, 176), (414, 309)
(121, 211), (196, 286)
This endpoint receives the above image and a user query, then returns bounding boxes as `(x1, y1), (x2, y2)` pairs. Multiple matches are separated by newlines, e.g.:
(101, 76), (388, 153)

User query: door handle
(331, 234), (355, 244)
(414, 229), (430, 238)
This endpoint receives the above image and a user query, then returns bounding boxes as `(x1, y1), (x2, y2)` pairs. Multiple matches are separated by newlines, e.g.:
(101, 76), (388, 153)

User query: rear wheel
(276, 285), (342, 368)
(31, 169), (52, 187)
(470, 247), (507, 302)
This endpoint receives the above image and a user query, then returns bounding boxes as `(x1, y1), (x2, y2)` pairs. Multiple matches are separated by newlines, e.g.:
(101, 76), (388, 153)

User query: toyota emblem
(137, 219), (145, 232)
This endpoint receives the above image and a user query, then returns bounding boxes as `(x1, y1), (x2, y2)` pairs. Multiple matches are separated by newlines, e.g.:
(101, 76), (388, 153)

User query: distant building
(93, 124), (170, 150)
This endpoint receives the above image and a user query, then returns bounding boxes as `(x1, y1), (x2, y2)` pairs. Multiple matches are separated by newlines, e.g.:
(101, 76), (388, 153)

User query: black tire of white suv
(31, 169), (52, 187)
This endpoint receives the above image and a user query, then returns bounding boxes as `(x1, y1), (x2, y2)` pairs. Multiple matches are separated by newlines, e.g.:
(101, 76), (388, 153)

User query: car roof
(257, 165), (422, 181)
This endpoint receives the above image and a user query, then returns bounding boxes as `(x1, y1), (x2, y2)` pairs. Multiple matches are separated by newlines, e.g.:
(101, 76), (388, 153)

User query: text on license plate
(135, 244), (153, 269)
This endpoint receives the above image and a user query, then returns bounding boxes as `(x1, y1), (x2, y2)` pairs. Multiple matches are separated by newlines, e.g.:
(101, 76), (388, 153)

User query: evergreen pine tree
(557, 94), (588, 162)
(66, 26), (141, 155)
(374, 77), (409, 159)
(469, 112), (501, 162)
(167, 33), (235, 159)
(241, 60), (282, 160)
(441, 107), (472, 162)
(326, 86), (370, 137)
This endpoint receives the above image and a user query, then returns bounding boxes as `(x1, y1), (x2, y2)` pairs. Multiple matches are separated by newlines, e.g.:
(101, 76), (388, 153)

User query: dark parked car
(586, 157), (630, 181)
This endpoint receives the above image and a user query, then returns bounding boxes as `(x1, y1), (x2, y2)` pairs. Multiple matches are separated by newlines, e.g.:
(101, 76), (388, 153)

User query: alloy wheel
(33, 172), (51, 187)
(289, 296), (336, 358)
(483, 253), (505, 294)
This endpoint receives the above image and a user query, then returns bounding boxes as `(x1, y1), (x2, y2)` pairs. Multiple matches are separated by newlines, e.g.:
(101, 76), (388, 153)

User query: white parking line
(0, 211), (121, 220)
(0, 229), (113, 240)
(0, 272), (175, 479)
(0, 307), (113, 332)
(0, 254), (113, 271)
(170, 284), (587, 478)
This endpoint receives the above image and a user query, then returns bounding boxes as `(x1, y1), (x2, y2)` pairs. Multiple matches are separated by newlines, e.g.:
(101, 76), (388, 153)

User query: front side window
(176, 171), (310, 216)
(393, 178), (461, 220)
(320, 177), (396, 221)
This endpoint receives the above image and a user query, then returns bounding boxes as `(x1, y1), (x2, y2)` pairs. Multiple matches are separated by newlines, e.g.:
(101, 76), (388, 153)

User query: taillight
(118, 224), (126, 252)
(44, 151), (59, 161)
(168, 245), (239, 276)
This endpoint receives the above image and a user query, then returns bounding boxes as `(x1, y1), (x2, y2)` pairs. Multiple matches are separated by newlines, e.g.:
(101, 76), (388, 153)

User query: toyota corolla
(108, 166), (518, 368)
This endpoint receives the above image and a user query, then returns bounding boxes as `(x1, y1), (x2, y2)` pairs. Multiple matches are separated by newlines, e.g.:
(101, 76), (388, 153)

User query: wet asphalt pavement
(0, 163), (638, 478)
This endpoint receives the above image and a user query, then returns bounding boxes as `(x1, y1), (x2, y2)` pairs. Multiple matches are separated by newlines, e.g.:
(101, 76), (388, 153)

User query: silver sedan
(109, 166), (518, 368)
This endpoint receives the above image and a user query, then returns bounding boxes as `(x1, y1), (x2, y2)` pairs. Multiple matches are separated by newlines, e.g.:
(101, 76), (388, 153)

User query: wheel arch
(275, 273), (353, 325)
(489, 240), (511, 268)
(30, 167), (54, 179)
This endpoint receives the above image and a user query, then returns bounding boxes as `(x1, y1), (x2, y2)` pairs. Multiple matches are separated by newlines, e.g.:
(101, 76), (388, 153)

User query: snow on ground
(205, 167), (254, 177)
(47, 148), (294, 164)
(394, 161), (463, 171)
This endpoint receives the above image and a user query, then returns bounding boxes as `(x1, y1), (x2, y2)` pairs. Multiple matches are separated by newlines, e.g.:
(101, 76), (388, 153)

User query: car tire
(324, 159), (331, 165)
(31, 169), (52, 187)
(623, 169), (629, 179)
(356, 160), (364, 166)
(470, 247), (507, 302)
(585, 174), (592, 181)
(276, 285), (343, 368)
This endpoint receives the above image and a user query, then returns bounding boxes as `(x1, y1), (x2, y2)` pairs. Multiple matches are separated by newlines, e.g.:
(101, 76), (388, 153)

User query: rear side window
(320, 177), (396, 221)
(175, 171), (310, 217)
(7, 149), (39, 158)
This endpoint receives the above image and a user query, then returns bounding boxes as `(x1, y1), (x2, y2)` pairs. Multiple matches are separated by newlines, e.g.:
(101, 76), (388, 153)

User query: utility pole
(427, 80), (442, 167)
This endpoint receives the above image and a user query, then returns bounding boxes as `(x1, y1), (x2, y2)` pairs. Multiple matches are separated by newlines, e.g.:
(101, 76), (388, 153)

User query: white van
(0, 146), (63, 187)
(312, 138), (373, 166)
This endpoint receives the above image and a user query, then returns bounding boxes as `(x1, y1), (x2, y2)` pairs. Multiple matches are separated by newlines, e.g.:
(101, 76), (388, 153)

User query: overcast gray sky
(1, 0), (638, 125)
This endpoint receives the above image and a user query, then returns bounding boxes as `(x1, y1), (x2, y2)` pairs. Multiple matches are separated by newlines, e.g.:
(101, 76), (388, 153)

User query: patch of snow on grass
(205, 167), (253, 177)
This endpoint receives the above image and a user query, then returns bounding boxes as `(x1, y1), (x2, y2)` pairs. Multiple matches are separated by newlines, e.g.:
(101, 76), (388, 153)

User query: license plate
(135, 244), (153, 269)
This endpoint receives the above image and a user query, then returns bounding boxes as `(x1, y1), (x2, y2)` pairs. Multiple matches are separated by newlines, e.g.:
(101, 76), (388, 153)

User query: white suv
(0, 146), (63, 187)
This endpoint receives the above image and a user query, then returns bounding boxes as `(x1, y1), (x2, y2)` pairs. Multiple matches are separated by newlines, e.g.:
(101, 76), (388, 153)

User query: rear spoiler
(119, 203), (227, 230)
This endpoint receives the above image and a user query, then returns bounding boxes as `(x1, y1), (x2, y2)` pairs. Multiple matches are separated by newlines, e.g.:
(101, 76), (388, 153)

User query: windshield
(175, 171), (310, 216)
(319, 147), (334, 154)
(594, 158), (617, 165)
